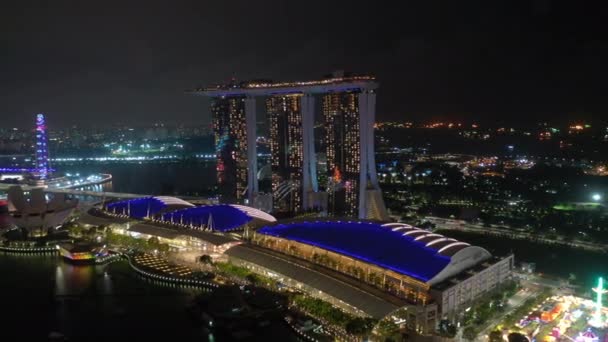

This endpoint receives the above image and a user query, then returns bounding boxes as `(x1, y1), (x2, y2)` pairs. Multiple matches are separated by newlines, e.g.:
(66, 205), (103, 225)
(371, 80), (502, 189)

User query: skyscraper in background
(211, 96), (248, 203)
(266, 94), (303, 213)
(35, 113), (50, 180)
(322, 92), (361, 217)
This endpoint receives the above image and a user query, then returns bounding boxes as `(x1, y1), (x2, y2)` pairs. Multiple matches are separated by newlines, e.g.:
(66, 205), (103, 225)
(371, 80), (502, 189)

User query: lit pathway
(472, 288), (539, 342)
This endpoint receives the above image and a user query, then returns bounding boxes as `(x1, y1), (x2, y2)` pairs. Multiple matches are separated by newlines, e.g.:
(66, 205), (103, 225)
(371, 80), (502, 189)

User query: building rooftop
(190, 74), (377, 97)
(59, 242), (101, 253)
(431, 255), (512, 291)
(258, 221), (492, 284)
(129, 223), (239, 246)
(106, 196), (194, 219)
(225, 244), (400, 318)
(105, 196), (276, 232)
(160, 204), (252, 232)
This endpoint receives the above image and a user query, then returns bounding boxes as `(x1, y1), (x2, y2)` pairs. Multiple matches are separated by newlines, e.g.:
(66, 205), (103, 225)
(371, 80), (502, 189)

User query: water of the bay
(62, 161), (217, 196)
(0, 254), (297, 341)
(0, 254), (210, 340)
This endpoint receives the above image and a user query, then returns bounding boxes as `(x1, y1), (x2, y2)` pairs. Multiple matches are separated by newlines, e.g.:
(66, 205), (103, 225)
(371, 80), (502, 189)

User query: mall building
(252, 221), (514, 333)
(103, 196), (276, 260)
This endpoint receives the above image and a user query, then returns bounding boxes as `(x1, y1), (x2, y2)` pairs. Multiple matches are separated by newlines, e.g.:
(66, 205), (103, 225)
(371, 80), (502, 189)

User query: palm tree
(288, 245), (299, 256)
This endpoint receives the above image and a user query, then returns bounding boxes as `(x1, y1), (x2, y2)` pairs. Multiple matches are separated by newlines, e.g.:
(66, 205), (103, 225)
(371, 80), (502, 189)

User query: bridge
(0, 173), (131, 198)
(0, 183), (143, 200)
(0, 183), (215, 204)
(0, 173), (144, 199)
(0, 167), (55, 173)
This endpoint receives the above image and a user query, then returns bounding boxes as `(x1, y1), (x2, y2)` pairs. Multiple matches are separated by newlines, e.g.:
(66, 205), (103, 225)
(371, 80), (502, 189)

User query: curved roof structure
(229, 204), (277, 223)
(106, 196), (194, 219)
(106, 197), (278, 231)
(258, 221), (491, 284)
(160, 204), (253, 232)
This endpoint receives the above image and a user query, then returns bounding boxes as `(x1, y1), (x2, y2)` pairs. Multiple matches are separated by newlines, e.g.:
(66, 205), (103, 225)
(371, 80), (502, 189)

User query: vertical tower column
(358, 90), (387, 220)
(358, 92), (370, 219)
(245, 96), (258, 205)
(35, 113), (50, 180)
(365, 91), (380, 188)
(301, 93), (318, 209)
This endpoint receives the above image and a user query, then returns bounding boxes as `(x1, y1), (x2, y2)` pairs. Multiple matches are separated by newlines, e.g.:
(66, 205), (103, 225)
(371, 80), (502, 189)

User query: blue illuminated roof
(161, 205), (252, 232)
(105, 196), (264, 232)
(107, 197), (167, 219)
(258, 221), (453, 282)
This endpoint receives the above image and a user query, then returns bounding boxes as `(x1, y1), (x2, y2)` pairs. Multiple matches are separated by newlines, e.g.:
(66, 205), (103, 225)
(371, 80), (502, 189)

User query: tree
(368, 272), (381, 286)
(489, 330), (503, 342)
(68, 224), (83, 237)
(288, 245), (299, 256)
(199, 255), (213, 265)
(245, 273), (260, 285)
(346, 317), (376, 336)
(291, 295), (355, 328)
(463, 308), (475, 326)
(463, 326), (478, 341)
(375, 319), (398, 338)
(474, 301), (492, 325)
(503, 280), (519, 298)
(84, 227), (99, 239)
(157, 243), (170, 253)
(438, 320), (457, 338)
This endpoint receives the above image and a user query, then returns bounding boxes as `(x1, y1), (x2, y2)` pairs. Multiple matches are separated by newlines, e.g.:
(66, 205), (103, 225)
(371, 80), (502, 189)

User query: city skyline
(1, 1), (607, 127)
(1, 2), (607, 341)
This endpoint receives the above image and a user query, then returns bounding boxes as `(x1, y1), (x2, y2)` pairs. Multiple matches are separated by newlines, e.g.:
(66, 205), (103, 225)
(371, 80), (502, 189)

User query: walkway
(473, 288), (539, 341)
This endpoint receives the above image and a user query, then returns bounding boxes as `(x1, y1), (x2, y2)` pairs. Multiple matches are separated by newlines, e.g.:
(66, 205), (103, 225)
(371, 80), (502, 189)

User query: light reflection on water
(0, 253), (207, 341)
(54, 262), (95, 296)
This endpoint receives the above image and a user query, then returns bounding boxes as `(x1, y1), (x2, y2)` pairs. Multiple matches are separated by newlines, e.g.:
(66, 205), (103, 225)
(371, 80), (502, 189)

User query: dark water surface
(0, 254), (298, 341)
(0, 254), (210, 341)
(62, 161), (217, 196)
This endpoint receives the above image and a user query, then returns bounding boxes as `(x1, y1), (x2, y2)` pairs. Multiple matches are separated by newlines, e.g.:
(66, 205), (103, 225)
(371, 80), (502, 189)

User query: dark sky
(1, 0), (606, 128)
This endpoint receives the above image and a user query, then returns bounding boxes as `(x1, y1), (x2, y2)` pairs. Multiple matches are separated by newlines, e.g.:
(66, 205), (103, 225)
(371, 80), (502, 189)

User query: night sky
(1, 1), (606, 127)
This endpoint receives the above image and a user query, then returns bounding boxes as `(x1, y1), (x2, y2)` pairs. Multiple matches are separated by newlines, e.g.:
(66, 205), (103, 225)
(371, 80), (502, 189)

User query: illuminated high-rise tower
(322, 92), (361, 217)
(211, 96), (249, 203)
(191, 73), (387, 220)
(35, 113), (50, 180)
(266, 94), (304, 213)
(321, 87), (387, 219)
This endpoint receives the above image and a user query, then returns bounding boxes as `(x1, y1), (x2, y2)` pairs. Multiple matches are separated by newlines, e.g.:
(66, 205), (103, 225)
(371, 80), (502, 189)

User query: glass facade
(322, 91), (361, 216)
(211, 96), (248, 203)
(266, 94), (303, 213)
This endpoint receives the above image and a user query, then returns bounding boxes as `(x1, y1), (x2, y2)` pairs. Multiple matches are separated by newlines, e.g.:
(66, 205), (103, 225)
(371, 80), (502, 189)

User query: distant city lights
(49, 152), (270, 163)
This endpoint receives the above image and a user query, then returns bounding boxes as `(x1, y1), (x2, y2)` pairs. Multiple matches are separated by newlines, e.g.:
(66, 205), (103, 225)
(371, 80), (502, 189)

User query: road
(0, 183), (145, 199)
(427, 216), (608, 253)
(468, 270), (577, 342)
(473, 287), (539, 341)
(1, 182), (216, 203)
